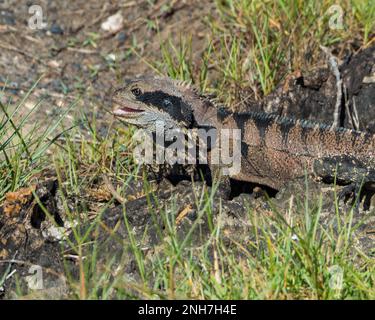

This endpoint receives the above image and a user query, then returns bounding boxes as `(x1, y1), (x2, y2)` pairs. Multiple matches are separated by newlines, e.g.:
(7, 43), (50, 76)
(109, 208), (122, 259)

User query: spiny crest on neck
(239, 111), (373, 140)
(166, 78), (221, 128)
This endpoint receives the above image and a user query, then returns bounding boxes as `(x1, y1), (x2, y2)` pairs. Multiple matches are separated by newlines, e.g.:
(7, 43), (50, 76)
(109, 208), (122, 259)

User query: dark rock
(0, 180), (67, 298)
(117, 32), (127, 44)
(261, 45), (375, 133)
(0, 10), (15, 25)
(341, 46), (375, 132)
(50, 23), (64, 35)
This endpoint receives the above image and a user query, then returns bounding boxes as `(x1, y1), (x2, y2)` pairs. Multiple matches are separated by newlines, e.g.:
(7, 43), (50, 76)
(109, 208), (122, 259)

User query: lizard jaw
(112, 100), (145, 118)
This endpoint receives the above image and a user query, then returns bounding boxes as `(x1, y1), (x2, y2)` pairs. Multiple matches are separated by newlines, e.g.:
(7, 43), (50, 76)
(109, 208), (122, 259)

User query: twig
(66, 47), (97, 54)
(213, 242), (221, 285)
(5, 269), (17, 280)
(0, 42), (39, 61)
(119, 1), (137, 8)
(0, 259), (63, 277)
(0, 42), (60, 71)
(351, 96), (360, 130)
(0, 250), (18, 290)
(124, 0), (187, 36)
(0, 259), (26, 265)
(342, 85), (360, 130)
(175, 204), (193, 225)
(0, 82), (21, 91)
(320, 45), (343, 128)
(102, 175), (126, 204)
(85, 2), (110, 29)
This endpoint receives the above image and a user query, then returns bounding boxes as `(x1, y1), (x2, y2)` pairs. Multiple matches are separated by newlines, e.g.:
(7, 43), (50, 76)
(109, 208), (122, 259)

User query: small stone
(47, 60), (61, 69)
(50, 24), (64, 35)
(106, 53), (116, 62)
(0, 10), (15, 26)
(101, 12), (123, 33)
(117, 31), (126, 43)
(72, 63), (82, 71)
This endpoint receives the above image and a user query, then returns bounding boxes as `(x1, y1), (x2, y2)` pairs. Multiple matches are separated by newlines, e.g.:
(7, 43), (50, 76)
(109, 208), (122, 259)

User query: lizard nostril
(163, 99), (172, 108)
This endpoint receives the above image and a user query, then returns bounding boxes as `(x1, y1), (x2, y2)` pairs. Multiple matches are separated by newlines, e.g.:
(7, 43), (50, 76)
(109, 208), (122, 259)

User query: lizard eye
(131, 87), (142, 97)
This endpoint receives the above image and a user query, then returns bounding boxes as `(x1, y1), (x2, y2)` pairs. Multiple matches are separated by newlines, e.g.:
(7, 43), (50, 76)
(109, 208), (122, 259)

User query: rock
(117, 31), (127, 43)
(0, 180), (68, 298)
(101, 12), (123, 33)
(0, 10), (15, 26)
(47, 60), (61, 69)
(261, 45), (375, 133)
(50, 24), (64, 35)
(117, 31), (127, 44)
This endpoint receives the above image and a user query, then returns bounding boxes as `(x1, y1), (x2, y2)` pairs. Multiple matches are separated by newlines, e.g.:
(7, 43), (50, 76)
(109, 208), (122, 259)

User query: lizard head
(112, 77), (218, 131)
(112, 77), (198, 131)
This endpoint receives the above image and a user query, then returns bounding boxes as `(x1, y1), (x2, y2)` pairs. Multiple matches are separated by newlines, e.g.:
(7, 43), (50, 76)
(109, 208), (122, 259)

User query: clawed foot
(214, 177), (232, 200)
(209, 165), (232, 200)
(338, 183), (363, 211)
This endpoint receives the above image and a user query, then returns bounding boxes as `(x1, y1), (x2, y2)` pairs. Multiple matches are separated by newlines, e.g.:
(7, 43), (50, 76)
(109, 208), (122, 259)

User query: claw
(338, 183), (363, 211)
(209, 165), (232, 200)
(215, 177), (231, 200)
(338, 184), (356, 202)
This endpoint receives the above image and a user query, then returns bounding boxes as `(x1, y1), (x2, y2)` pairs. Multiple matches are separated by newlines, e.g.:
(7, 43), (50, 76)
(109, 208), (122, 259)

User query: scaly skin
(112, 77), (375, 194)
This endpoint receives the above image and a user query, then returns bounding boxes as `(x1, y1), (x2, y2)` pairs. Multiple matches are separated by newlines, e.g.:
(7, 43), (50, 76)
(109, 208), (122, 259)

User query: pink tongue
(121, 106), (143, 113)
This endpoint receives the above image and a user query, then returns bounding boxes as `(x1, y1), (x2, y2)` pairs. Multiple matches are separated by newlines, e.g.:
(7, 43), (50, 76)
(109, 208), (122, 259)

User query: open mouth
(112, 101), (144, 118)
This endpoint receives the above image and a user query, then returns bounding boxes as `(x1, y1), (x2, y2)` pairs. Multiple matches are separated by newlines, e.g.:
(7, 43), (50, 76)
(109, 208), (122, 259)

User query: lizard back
(217, 111), (375, 189)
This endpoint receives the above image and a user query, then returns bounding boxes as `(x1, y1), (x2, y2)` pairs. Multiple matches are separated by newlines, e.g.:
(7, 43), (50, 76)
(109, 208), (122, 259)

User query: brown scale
(214, 112), (375, 190)
(162, 79), (374, 190)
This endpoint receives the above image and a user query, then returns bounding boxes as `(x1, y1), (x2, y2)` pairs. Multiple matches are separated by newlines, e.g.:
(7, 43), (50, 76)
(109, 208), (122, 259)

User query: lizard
(111, 77), (375, 204)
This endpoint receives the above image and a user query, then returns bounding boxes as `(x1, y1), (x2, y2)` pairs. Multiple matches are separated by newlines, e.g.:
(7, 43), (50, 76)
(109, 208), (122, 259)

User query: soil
(0, 0), (209, 129)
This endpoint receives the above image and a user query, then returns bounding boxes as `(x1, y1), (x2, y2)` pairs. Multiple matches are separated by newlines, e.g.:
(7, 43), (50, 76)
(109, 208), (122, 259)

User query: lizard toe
(338, 183), (364, 211)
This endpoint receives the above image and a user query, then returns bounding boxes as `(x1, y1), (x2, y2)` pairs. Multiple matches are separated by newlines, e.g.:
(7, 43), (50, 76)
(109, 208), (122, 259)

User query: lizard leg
(363, 190), (375, 211)
(209, 164), (231, 200)
(314, 156), (375, 210)
(338, 182), (363, 210)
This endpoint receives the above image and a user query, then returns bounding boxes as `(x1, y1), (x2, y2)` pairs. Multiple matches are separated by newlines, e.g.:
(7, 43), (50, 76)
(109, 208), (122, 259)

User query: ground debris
(2, 186), (35, 218)
(0, 180), (68, 299)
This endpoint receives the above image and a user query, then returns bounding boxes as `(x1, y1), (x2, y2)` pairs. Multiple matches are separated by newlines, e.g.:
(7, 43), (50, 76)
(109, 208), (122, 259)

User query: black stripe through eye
(136, 90), (193, 124)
